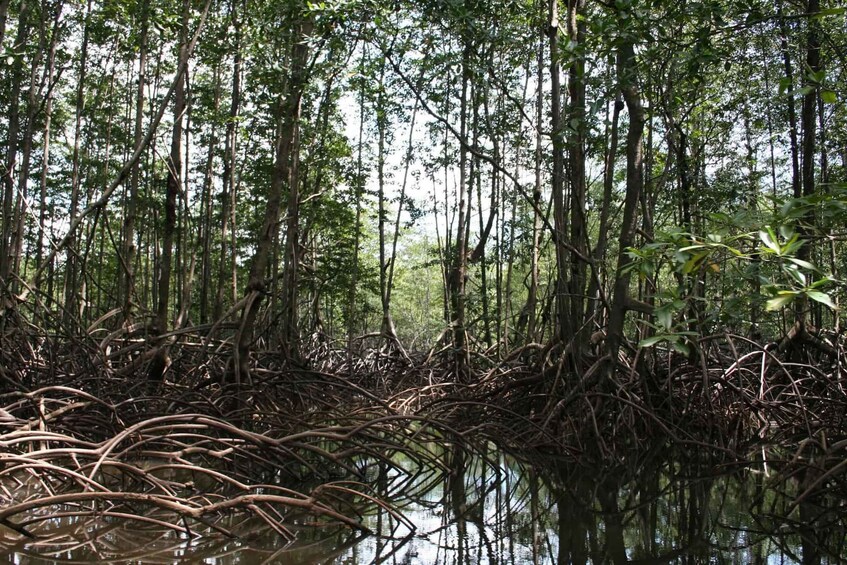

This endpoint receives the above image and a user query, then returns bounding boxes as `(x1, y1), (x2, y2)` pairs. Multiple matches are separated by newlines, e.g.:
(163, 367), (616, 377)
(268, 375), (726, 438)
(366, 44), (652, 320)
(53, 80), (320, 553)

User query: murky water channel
(1, 443), (845, 563)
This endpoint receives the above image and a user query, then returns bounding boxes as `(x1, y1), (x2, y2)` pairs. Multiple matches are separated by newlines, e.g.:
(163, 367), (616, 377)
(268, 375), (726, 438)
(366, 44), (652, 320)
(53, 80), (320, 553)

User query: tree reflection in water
(1, 444), (846, 563)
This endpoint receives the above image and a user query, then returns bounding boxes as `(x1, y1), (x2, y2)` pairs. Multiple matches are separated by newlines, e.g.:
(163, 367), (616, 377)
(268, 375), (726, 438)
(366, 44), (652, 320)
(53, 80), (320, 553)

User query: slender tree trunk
(214, 0), (242, 321)
(548, 0), (569, 345)
(818, 93), (834, 329)
(761, 36), (779, 203)
(13, 0), (55, 292)
(778, 2), (801, 201)
(450, 42), (471, 378)
(155, 0), (188, 337)
(587, 92), (621, 325)
(798, 0), (820, 329)
(36, 4), (61, 317)
(278, 22), (311, 362)
(441, 77), (453, 327)
(1, 0), (31, 293)
(235, 14), (312, 382)
(121, 0), (147, 323)
(148, 0), (189, 382)
(476, 97), (495, 349)
(527, 37), (544, 344)
(567, 0), (588, 355)
(347, 48), (366, 357)
(385, 84), (420, 357)
(0, 0), (10, 48)
(606, 28), (645, 368)
(375, 57), (400, 347)
(199, 67), (220, 324)
(743, 108), (761, 336)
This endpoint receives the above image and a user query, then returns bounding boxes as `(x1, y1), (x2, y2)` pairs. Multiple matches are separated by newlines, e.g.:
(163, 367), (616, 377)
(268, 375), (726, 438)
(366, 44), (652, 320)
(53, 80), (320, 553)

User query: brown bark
(605, 29), (645, 367)
(566, 0), (588, 354)
(449, 43), (471, 378)
(155, 1), (188, 336)
(797, 0), (820, 328)
(121, 0), (147, 323)
(214, 0), (243, 322)
(234, 14), (313, 382)
(548, 0), (570, 345)
(35, 3), (62, 315)
(1, 0), (31, 293)
(587, 93), (621, 325)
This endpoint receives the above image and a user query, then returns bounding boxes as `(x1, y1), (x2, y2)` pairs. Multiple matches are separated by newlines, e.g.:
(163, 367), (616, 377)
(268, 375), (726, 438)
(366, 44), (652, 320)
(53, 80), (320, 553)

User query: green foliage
(758, 226), (837, 312)
(634, 188), (845, 352)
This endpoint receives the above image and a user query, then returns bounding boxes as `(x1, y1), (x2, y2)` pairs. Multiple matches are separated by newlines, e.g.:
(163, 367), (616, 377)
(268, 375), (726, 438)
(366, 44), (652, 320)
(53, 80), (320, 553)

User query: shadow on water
(1, 442), (846, 563)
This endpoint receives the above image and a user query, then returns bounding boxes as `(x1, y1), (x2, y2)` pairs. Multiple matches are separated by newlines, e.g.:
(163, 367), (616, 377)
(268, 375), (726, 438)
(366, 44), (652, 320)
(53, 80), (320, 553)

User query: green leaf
(791, 86), (814, 97)
(812, 7), (846, 18)
(821, 90), (837, 104)
(759, 230), (780, 254)
(810, 276), (834, 289)
(785, 265), (806, 286)
(807, 290), (836, 309)
(639, 335), (668, 348)
(778, 77), (792, 95)
(783, 234), (803, 255)
(808, 70), (826, 84)
(786, 257), (818, 271)
(671, 341), (690, 356)
(766, 293), (796, 311)
(778, 225), (795, 240)
(656, 308), (673, 331)
(682, 251), (708, 274)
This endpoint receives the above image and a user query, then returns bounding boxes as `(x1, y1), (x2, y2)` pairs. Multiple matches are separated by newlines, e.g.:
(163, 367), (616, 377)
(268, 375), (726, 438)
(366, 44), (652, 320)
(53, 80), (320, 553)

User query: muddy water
(1, 445), (845, 563)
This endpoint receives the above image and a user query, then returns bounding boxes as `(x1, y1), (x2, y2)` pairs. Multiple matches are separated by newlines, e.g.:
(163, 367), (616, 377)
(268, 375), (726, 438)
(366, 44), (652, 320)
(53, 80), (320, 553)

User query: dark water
(1, 444), (845, 563)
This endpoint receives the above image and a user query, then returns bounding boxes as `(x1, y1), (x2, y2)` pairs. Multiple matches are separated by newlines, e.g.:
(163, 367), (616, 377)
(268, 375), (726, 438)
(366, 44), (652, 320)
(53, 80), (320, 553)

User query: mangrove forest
(0, 0), (846, 561)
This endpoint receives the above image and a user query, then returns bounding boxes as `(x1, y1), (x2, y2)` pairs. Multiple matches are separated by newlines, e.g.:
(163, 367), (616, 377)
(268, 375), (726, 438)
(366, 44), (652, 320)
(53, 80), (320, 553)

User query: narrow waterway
(1, 443), (845, 563)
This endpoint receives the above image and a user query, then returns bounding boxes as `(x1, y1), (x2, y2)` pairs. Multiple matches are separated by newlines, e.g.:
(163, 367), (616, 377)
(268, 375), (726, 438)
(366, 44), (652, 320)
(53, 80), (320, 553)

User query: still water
(1, 444), (845, 563)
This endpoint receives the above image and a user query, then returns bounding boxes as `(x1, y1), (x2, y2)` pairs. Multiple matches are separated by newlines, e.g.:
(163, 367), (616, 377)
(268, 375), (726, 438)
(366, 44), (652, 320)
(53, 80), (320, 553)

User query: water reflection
(1, 444), (846, 563)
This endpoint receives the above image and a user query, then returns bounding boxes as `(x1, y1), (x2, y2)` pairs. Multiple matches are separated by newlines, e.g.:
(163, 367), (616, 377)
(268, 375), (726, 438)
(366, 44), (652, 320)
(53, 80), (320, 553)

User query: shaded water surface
(1, 445), (845, 563)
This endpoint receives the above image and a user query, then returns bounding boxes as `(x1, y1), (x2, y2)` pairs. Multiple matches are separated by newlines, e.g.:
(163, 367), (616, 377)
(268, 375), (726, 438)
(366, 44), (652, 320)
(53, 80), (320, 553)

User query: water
(1, 444), (845, 563)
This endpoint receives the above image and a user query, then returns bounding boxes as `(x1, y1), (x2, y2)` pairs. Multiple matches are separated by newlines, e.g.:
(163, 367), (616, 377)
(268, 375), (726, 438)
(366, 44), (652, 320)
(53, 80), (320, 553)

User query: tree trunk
(155, 0), (188, 336)
(527, 37), (545, 344)
(375, 56), (400, 348)
(235, 14), (312, 382)
(121, 0), (147, 323)
(35, 4), (62, 318)
(567, 0), (588, 355)
(214, 0), (242, 321)
(587, 92), (621, 325)
(0, 0), (10, 48)
(149, 0), (190, 382)
(548, 0), (570, 346)
(798, 0), (820, 329)
(1, 0), (31, 293)
(605, 27), (645, 368)
(778, 2), (801, 201)
(347, 47), (366, 357)
(449, 42), (471, 379)
(199, 67), (220, 325)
